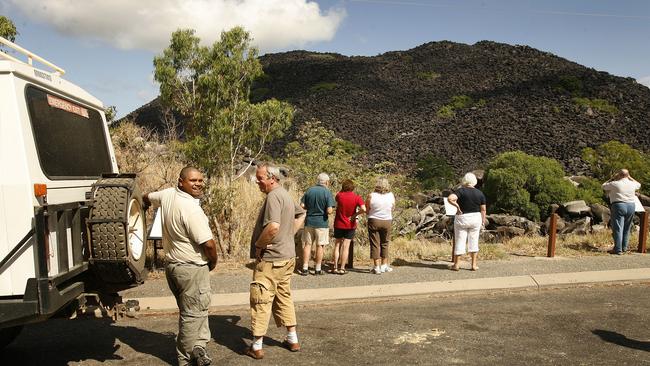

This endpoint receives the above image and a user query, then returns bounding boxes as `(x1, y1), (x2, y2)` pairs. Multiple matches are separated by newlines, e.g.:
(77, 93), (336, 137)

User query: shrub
(310, 82), (338, 93)
(573, 176), (606, 205)
(415, 154), (454, 190)
(109, 120), (184, 194)
(573, 97), (619, 114)
(249, 87), (269, 102)
(283, 124), (417, 244)
(437, 95), (485, 118)
(283, 120), (358, 191)
(437, 105), (456, 118)
(308, 53), (337, 60)
(582, 140), (650, 195)
(555, 75), (584, 96)
(484, 151), (577, 221)
(416, 71), (440, 80)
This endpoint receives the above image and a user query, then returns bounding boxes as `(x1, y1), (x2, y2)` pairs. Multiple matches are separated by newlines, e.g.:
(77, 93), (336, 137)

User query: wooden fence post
(547, 213), (558, 258)
(638, 210), (648, 253)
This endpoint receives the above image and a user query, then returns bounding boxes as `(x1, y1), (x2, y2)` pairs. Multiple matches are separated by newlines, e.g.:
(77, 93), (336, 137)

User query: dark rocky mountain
(122, 40), (650, 174)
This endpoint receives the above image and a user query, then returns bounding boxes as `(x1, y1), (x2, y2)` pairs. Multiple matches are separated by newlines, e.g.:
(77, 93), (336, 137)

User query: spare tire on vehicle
(88, 174), (147, 290)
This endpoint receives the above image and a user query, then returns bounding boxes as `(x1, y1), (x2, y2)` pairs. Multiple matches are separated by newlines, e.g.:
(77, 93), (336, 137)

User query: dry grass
(503, 230), (624, 257)
(111, 124), (637, 267)
(233, 229), (629, 269)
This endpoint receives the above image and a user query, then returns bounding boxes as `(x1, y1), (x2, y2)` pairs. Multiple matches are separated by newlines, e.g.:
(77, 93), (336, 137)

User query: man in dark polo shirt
(246, 163), (306, 360)
(299, 173), (335, 275)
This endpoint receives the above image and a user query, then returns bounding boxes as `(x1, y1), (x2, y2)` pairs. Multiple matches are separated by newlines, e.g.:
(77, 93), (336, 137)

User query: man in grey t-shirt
(246, 163), (305, 360)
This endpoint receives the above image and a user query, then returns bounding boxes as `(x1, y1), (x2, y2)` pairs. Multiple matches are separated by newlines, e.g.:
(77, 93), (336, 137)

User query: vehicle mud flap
(87, 175), (147, 290)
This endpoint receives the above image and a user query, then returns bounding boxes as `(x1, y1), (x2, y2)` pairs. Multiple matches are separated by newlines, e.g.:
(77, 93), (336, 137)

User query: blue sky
(2, 0), (649, 119)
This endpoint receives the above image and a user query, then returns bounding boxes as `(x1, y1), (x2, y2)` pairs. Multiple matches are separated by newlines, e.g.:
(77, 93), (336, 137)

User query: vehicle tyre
(88, 176), (147, 289)
(0, 326), (23, 349)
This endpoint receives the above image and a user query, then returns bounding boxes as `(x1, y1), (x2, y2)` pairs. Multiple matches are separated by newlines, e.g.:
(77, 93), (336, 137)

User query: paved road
(123, 254), (650, 298)
(2, 283), (649, 365)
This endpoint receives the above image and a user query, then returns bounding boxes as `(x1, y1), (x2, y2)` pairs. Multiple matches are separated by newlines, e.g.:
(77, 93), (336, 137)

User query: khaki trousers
(368, 218), (392, 259)
(250, 258), (297, 337)
(166, 262), (211, 366)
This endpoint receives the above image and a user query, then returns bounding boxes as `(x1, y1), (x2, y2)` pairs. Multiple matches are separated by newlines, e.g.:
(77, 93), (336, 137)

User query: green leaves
(484, 151), (576, 221)
(582, 141), (650, 195)
(153, 26), (293, 180)
(415, 154), (454, 190)
(0, 16), (17, 42)
(284, 120), (357, 191)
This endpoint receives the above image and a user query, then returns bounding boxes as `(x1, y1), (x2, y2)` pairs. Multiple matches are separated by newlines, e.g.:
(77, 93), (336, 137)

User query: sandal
(337, 269), (347, 275)
(329, 268), (339, 274)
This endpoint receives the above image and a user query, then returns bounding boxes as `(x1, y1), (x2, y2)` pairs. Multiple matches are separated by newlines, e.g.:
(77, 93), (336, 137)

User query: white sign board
(443, 197), (458, 216)
(148, 208), (163, 240)
(634, 196), (645, 212)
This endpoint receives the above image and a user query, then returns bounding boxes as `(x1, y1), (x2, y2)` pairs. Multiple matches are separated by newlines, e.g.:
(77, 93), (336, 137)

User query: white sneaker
(382, 266), (393, 273)
(372, 267), (382, 274)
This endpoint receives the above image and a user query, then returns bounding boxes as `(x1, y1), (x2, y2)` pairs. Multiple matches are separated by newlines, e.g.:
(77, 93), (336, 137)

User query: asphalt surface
(2, 283), (649, 365)
(122, 254), (650, 298)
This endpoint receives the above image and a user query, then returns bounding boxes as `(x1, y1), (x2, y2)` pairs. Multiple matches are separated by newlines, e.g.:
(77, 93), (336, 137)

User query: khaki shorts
(302, 227), (330, 246)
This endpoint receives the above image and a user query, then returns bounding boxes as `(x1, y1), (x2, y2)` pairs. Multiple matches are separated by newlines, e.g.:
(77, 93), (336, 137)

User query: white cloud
(638, 76), (650, 89)
(10, 0), (346, 52)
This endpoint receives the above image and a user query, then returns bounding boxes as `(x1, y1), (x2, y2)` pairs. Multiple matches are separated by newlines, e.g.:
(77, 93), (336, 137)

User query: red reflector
(34, 183), (47, 197)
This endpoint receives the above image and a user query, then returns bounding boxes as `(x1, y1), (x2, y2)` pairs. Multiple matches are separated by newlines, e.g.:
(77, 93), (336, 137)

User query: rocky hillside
(123, 40), (650, 174)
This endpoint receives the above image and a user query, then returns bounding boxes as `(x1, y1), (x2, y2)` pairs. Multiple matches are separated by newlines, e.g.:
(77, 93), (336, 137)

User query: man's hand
(203, 239), (218, 271)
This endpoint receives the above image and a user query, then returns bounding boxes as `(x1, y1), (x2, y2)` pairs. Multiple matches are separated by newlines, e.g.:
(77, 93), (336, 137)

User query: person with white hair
(366, 177), (395, 274)
(247, 162), (306, 359)
(299, 172), (336, 275)
(602, 168), (641, 254)
(447, 172), (487, 271)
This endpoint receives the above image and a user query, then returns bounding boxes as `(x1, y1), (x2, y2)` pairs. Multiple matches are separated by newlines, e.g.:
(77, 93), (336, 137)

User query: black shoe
(192, 346), (212, 366)
(298, 268), (309, 276)
(314, 270), (324, 275)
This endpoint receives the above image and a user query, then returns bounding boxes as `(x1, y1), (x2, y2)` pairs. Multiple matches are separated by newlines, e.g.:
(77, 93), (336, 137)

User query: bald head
(180, 166), (200, 180)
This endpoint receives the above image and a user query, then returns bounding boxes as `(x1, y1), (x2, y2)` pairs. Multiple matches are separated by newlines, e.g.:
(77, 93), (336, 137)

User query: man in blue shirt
(299, 173), (335, 275)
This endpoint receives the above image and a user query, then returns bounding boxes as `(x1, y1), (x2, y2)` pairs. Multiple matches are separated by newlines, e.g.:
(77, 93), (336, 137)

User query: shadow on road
(592, 329), (650, 352)
(0, 317), (177, 365)
(209, 314), (283, 355)
(392, 258), (451, 270)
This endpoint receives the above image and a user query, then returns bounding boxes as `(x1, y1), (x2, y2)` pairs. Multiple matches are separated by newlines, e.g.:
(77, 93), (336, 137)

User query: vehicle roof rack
(0, 36), (65, 75)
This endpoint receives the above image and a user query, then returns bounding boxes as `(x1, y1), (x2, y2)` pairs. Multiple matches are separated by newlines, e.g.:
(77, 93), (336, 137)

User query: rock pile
(399, 192), (648, 242)
(122, 40), (650, 175)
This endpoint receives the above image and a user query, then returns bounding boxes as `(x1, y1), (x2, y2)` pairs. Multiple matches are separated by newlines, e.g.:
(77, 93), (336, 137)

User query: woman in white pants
(447, 172), (487, 271)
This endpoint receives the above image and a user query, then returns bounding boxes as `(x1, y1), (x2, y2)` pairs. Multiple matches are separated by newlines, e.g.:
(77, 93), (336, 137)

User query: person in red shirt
(331, 179), (366, 274)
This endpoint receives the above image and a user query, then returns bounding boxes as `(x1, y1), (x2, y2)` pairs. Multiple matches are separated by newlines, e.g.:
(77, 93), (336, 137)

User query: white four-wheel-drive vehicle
(0, 37), (147, 348)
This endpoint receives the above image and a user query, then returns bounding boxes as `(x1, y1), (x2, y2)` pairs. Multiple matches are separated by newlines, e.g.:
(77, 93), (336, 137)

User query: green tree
(284, 120), (359, 192)
(415, 154), (454, 190)
(0, 16), (17, 42)
(484, 151), (577, 221)
(104, 106), (117, 123)
(154, 27), (294, 253)
(582, 141), (650, 194)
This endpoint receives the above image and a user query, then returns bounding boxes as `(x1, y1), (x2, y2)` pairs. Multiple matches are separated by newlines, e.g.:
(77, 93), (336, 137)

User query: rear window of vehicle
(25, 85), (113, 179)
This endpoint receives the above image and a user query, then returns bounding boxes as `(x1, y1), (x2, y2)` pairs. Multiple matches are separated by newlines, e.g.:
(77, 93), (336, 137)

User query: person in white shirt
(602, 169), (641, 254)
(144, 166), (218, 366)
(366, 177), (395, 274)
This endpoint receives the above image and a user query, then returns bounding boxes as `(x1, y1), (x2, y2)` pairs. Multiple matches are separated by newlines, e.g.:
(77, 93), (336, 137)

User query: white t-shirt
(602, 179), (641, 203)
(148, 187), (213, 265)
(367, 192), (395, 220)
